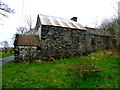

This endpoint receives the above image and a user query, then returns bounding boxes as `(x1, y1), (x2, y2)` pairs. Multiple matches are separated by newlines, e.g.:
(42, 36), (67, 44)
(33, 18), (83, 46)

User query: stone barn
(14, 14), (110, 62)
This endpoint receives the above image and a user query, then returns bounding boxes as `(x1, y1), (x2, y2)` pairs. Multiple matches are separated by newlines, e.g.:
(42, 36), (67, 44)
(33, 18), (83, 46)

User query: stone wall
(36, 25), (110, 60)
(14, 46), (38, 62)
(14, 25), (113, 62)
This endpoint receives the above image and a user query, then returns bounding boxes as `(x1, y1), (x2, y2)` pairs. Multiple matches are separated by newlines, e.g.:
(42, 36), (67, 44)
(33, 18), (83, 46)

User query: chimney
(71, 17), (77, 22)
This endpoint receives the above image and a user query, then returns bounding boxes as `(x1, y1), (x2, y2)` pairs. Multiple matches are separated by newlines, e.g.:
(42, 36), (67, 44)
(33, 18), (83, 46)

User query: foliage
(2, 50), (119, 88)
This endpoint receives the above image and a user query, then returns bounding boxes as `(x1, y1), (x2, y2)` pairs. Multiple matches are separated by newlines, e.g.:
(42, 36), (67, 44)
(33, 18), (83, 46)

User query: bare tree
(99, 17), (119, 37)
(0, 0), (15, 18)
(93, 17), (99, 28)
(24, 15), (34, 30)
(99, 16), (120, 55)
(16, 26), (28, 34)
(19, 15), (35, 35)
(0, 41), (9, 53)
(11, 34), (16, 46)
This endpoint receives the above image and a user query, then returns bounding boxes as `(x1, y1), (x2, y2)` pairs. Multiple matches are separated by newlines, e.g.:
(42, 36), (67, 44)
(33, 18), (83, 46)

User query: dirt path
(0, 55), (14, 66)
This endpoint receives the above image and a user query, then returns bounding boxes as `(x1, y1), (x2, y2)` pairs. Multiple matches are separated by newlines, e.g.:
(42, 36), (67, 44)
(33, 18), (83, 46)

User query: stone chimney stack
(71, 17), (77, 22)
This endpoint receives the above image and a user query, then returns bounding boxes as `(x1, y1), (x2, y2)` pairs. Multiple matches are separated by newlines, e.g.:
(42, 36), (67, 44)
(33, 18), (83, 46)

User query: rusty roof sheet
(14, 34), (40, 46)
(39, 14), (87, 30)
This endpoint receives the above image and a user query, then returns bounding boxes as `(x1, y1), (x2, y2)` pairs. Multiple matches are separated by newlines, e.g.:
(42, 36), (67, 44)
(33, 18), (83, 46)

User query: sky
(0, 0), (119, 47)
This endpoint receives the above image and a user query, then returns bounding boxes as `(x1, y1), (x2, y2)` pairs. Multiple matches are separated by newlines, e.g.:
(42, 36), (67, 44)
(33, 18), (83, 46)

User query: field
(2, 50), (120, 88)
(0, 52), (14, 58)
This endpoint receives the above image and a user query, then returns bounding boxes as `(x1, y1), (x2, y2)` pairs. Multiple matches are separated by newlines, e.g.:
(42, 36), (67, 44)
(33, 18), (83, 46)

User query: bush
(69, 56), (99, 78)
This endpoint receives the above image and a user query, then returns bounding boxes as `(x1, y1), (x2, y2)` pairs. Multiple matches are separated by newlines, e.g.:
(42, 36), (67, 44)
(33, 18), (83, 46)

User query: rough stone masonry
(14, 14), (115, 62)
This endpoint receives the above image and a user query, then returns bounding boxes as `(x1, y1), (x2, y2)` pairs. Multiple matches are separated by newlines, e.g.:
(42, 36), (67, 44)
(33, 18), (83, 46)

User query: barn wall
(14, 46), (38, 62)
(14, 25), (112, 62)
(37, 26), (110, 60)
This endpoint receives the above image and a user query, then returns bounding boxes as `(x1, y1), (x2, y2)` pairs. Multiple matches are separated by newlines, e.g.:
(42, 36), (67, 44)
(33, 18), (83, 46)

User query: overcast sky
(0, 0), (119, 47)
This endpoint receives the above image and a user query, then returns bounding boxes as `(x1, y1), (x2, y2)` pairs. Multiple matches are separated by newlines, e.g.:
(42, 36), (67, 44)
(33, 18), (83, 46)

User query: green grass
(0, 52), (14, 58)
(2, 50), (119, 88)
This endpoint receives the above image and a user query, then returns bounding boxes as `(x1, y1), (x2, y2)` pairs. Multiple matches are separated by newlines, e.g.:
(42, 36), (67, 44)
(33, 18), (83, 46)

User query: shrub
(69, 56), (99, 78)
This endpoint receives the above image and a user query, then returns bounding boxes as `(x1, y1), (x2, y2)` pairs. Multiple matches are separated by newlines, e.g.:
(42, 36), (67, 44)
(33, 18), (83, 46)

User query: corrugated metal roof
(39, 14), (87, 30)
(14, 34), (40, 46)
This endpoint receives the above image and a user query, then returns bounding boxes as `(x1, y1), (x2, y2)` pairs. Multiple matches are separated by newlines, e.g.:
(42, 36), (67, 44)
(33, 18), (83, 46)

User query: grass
(2, 50), (120, 88)
(0, 52), (14, 58)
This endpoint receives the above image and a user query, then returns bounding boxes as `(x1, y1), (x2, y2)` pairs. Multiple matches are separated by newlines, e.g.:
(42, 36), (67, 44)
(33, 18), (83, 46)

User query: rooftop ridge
(38, 14), (87, 30)
(39, 14), (78, 23)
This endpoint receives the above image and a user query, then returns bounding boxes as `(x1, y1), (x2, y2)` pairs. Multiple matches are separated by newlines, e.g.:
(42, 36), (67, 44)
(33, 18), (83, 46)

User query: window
(91, 36), (95, 46)
(37, 46), (41, 50)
